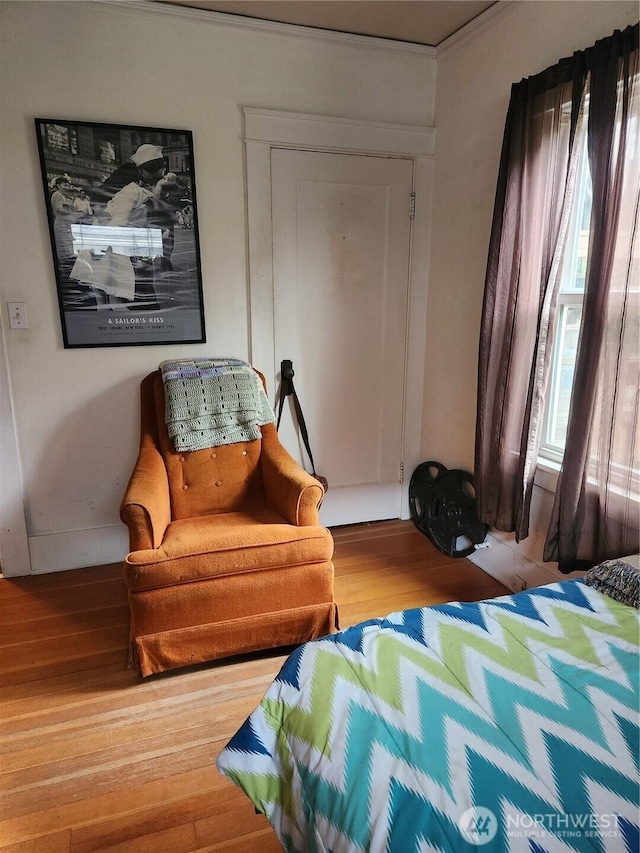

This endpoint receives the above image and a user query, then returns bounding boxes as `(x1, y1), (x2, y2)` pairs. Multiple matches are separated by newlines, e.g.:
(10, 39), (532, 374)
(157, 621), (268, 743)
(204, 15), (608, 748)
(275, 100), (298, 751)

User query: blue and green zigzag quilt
(216, 581), (639, 852)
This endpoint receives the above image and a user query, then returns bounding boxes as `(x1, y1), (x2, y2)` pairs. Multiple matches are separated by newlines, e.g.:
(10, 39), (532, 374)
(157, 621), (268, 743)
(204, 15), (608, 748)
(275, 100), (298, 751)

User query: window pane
(559, 156), (592, 294)
(542, 127), (591, 457)
(547, 303), (582, 447)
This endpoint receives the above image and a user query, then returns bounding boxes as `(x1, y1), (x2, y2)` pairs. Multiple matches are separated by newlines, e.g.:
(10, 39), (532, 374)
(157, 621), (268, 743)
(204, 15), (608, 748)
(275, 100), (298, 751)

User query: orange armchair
(120, 369), (336, 676)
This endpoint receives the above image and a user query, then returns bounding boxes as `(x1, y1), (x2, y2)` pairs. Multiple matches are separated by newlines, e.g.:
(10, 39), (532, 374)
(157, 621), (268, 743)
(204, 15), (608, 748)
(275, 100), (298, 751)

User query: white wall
(0, 0), (436, 574)
(2, 0), (636, 581)
(425, 0), (638, 589)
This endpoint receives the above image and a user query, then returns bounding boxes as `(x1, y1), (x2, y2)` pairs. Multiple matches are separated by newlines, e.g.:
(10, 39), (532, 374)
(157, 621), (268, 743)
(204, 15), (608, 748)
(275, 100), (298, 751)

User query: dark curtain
(475, 24), (639, 572)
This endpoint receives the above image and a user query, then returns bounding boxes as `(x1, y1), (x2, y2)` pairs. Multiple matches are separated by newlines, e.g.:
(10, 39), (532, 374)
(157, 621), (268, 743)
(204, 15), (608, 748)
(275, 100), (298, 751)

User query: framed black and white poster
(35, 119), (206, 348)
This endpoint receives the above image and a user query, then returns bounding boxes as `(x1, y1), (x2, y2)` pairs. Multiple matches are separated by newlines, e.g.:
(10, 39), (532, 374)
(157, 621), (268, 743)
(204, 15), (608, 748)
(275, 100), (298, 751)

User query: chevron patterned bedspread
(216, 581), (639, 852)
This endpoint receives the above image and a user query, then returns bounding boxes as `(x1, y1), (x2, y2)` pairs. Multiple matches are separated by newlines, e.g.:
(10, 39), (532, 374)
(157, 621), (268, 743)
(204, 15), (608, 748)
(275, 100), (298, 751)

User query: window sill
(534, 458), (561, 493)
(535, 457), (640, 516)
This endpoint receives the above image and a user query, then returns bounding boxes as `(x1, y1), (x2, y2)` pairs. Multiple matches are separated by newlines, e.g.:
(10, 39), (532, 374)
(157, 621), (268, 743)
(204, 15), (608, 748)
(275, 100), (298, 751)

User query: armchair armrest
(260, 424), (324, 526)
(120, 445), (171, 551)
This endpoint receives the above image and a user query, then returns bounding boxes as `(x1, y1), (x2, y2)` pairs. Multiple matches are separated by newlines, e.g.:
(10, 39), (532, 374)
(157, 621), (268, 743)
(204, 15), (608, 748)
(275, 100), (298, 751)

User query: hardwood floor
(0, 520), (508, 852)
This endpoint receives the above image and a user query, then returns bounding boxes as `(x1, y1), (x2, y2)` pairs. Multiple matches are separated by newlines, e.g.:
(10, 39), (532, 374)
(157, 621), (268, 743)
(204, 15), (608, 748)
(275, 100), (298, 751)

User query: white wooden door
(271, 148), (413, 527)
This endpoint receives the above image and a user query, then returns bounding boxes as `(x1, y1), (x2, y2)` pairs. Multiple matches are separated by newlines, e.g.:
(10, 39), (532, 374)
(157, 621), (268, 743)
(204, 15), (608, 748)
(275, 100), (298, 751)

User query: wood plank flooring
(0, 520), (508, 852)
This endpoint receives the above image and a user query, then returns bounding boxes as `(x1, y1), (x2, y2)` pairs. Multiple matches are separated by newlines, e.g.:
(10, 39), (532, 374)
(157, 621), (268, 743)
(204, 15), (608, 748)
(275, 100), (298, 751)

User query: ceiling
(154, 1), (499, 47)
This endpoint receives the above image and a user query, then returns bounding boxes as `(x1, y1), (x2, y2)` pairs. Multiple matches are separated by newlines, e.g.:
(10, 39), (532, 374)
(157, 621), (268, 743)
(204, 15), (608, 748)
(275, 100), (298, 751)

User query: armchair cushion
(151, 371), (267, 519)
(124, 509), (334, 590)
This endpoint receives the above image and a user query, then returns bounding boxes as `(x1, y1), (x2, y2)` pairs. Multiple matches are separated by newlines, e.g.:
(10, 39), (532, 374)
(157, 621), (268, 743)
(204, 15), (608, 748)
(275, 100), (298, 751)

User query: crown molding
(436, 0), (512, 55)
(98, 0), (437, 58)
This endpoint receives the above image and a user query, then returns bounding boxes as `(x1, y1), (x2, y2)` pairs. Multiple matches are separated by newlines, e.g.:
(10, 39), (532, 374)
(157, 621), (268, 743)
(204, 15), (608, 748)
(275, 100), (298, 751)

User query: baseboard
(25, 525), (129, 576)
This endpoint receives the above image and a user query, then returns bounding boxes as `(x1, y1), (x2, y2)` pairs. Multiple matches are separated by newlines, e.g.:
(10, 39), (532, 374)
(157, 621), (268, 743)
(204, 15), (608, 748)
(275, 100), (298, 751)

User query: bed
(216, 559), (639, 853)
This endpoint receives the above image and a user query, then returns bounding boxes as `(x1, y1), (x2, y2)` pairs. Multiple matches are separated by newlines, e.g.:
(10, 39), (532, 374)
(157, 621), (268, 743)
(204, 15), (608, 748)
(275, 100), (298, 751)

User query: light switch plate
(7, 302), (29, 329)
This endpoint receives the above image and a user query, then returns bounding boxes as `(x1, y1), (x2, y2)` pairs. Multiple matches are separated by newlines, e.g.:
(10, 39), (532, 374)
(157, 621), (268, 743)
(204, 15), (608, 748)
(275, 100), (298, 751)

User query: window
(539, 87), (639, 503)
(540, 126), (592, 463)
(475, 24), (639, 567)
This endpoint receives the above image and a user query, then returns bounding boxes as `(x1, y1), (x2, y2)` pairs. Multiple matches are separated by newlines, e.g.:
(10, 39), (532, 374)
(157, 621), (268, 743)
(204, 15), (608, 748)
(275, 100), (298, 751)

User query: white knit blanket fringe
(160, 358), (274, 452)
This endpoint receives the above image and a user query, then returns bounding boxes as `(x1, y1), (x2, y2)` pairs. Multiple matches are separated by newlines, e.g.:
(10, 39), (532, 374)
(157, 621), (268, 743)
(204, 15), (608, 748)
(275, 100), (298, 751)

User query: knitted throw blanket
(160, 358), (274, 452)
(583, 554), (640, 608)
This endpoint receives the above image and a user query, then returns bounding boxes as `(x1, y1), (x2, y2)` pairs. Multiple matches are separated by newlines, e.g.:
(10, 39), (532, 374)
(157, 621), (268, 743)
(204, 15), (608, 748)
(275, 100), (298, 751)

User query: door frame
(0, 318), (31, 576)
(243, 107), (435, 519)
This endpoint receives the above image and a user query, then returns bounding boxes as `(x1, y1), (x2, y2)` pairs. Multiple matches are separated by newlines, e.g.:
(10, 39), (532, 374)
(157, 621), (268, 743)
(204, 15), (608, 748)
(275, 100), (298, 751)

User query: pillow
(584, 554), (639, 608)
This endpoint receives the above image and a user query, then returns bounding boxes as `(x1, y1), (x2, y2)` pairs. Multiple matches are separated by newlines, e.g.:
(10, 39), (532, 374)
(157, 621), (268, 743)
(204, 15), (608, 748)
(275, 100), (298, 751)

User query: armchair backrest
(142, 370), (268, 520)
